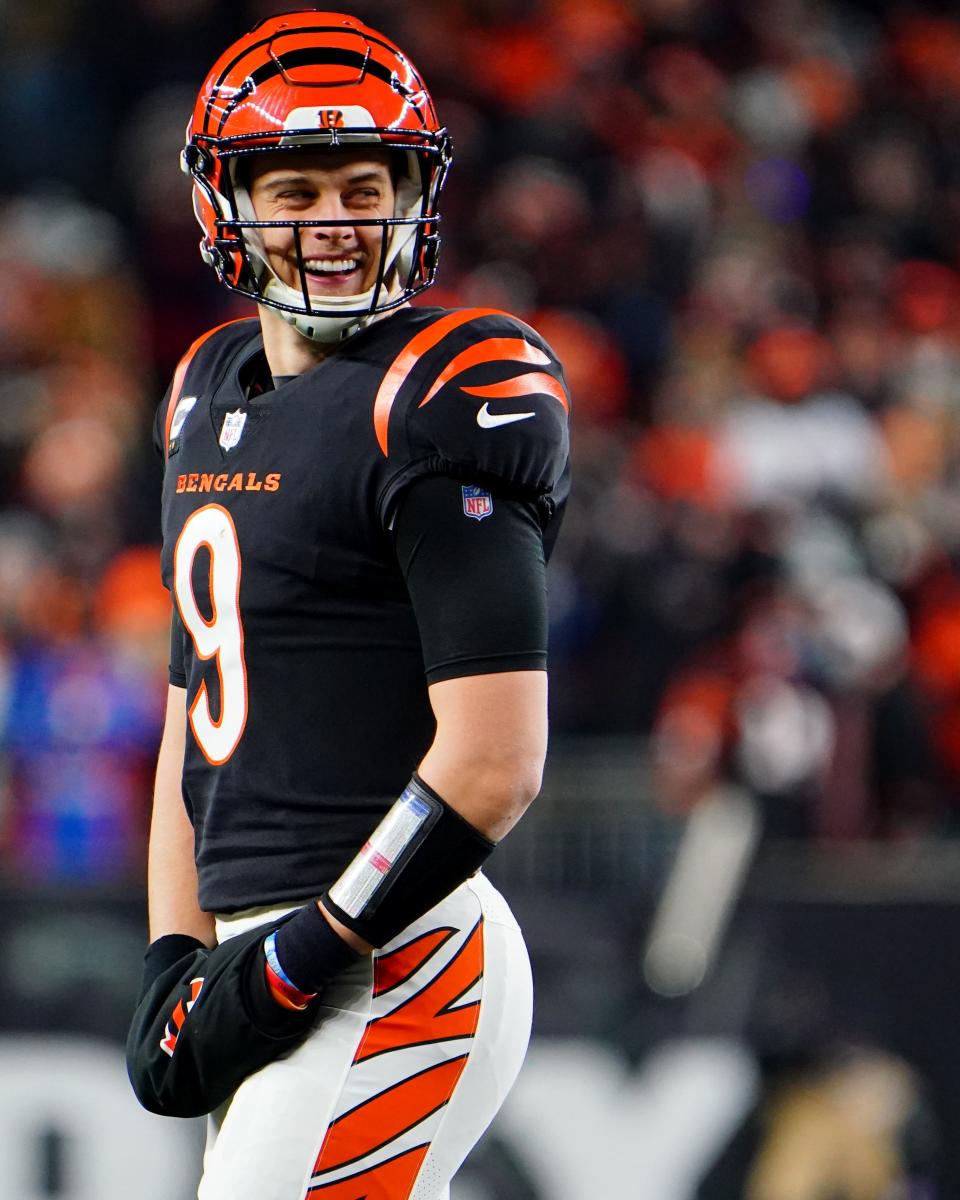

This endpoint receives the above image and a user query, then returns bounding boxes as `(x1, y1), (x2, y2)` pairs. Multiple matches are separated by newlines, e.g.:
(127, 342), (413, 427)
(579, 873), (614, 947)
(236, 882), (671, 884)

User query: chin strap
(263, 271), (406, 343)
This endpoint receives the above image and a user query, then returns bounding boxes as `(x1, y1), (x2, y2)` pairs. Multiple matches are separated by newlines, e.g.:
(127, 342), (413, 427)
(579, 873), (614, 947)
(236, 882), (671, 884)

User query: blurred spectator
(4, 0), (960, 883)
(700, 1042), (936, 1200)
(0, 547), (167, 883)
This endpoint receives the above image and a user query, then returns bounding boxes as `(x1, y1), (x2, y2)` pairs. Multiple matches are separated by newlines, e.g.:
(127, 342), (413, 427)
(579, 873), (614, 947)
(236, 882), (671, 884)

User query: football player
(127, 10), (570, 1199)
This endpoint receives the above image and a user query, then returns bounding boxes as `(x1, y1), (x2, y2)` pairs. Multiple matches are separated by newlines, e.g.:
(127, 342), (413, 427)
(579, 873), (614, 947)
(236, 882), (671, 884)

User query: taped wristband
(270, 902), (362, 997)
(321, 773), (495, 948)
(264, 930), (318, 1008)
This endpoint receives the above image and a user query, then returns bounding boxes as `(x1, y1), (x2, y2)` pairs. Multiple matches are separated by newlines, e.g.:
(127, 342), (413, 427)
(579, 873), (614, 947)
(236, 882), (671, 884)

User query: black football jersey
(156, 305), (570, 912)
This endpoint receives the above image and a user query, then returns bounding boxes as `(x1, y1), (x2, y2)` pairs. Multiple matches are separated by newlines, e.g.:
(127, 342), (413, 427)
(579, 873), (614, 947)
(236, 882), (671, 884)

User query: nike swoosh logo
(476, 402), (536, 429)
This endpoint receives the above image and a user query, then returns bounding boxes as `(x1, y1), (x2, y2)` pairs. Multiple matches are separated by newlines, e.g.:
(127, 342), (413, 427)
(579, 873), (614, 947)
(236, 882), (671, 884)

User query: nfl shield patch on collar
(219, 410), (247, 451)
(462, 485), (493, 521)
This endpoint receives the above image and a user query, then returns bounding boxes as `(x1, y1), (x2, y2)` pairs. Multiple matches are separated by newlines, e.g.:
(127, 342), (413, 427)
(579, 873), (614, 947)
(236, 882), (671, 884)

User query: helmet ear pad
(225, 156), (270, 280)
(393, 152), (427, 285)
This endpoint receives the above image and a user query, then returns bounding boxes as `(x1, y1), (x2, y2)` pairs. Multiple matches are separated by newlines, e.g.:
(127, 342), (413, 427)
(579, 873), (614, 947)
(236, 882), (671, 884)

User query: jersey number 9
(173, 504), (248, 764)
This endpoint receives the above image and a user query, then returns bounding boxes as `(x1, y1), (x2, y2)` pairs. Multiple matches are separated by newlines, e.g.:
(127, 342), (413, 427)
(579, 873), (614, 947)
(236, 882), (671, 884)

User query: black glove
(126, 915), (316, 1118)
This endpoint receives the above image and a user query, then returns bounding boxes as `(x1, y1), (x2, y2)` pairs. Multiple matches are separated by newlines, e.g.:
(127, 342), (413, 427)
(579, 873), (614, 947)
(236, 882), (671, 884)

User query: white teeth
(304, 259), (358, 274)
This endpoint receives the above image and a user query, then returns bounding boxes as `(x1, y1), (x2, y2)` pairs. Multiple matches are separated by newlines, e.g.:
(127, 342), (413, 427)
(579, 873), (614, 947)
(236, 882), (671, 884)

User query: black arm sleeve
(392, 475), (548, 684)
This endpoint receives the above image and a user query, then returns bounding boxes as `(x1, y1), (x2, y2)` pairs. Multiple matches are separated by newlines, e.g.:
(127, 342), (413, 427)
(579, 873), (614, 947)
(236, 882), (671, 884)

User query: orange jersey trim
(163, 319), (250, 458)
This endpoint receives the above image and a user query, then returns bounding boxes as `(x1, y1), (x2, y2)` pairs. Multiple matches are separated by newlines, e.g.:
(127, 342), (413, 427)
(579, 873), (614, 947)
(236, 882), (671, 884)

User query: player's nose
(305, 197), (356, 242)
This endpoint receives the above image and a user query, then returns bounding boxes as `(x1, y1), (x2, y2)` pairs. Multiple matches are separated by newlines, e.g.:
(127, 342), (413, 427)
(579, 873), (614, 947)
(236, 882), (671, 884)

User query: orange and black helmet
(182, 11), (452, 341)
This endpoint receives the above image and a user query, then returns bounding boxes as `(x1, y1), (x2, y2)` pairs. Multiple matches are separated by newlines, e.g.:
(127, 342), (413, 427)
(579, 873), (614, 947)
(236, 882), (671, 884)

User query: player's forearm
(315, 736), (540, 953)
(418, 670), (548, 841)
(273, 672), (548, 989)
(320, 735), (544, 954)
(416, 742), (544, 841)
(148, 686), (215, 946)
(148, 826), (214, 945)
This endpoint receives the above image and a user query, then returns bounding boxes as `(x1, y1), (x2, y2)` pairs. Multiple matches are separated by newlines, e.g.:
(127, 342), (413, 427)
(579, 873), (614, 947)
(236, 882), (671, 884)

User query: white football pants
(198, 873), (533, 1200)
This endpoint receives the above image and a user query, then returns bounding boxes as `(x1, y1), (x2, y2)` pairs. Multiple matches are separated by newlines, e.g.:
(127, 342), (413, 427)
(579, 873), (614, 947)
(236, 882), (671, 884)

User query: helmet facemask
(233, 145), (433, 341)
(185, 130), (450, 343)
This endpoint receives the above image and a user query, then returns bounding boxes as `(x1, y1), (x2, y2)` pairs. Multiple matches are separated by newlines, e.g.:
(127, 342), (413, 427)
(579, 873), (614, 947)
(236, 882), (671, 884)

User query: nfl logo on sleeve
(462, 485), (493, 521)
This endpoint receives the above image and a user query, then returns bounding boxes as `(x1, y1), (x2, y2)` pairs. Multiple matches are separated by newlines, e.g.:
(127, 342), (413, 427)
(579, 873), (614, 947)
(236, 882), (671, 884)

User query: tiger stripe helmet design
(182, 11), (452, 342)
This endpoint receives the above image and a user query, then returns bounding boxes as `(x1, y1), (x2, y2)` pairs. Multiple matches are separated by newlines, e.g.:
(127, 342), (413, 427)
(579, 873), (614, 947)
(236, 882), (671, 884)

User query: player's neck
(258, 306), (338, 377)
(258, 300), (409, 377)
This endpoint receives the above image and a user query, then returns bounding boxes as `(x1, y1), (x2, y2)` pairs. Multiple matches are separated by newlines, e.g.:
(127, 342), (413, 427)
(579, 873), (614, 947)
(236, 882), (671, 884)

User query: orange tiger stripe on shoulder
(163, 319), (251, 458)
(418, 337), (551, 408)
(373, 308), (509, 456)
(463, 369), (569, 411)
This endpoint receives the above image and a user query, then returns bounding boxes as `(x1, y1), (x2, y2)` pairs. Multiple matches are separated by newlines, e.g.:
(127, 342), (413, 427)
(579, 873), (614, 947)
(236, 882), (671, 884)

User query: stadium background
(3, 0), (960, 1194)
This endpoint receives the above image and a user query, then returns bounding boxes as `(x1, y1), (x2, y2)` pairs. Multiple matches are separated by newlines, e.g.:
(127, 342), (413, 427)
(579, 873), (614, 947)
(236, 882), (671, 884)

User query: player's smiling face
(247, 148), (397, 299)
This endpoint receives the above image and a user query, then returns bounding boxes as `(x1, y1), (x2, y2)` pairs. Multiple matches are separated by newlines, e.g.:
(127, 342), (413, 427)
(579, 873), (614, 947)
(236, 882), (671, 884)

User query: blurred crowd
(3, 0), (960, 883)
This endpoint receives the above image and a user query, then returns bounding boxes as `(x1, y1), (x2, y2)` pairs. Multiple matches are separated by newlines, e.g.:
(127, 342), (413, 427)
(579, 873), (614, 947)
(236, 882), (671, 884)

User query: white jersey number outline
(173, 504), (248, 764)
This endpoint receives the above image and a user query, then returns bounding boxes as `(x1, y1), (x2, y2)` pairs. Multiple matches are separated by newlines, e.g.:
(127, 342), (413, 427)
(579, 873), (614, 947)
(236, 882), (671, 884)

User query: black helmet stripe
(202, 26), (425, 137)
(255, 47), (391, 86)
(216, 49), (394, 136)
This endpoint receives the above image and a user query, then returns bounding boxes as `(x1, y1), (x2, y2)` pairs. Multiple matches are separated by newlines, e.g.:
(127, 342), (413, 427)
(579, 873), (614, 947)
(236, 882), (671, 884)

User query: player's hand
(126, 916), (318, 1118)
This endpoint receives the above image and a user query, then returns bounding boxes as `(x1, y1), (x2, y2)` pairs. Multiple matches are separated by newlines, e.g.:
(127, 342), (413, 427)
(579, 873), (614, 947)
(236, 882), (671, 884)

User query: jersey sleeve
(377, 311), (570, 529)
(392, 475), (548, 683)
